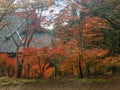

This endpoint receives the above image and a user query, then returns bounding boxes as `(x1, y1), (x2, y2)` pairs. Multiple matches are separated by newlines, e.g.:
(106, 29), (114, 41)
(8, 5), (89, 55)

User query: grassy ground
(0, 76), (120, 90)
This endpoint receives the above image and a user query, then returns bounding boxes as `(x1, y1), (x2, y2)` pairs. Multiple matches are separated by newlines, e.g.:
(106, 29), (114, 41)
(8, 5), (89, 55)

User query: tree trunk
(86, 64), (90, 78)
(16, 47), (23, 78)
(54, 64), (60, 78)
(16, 64), (22, 78)
(78, 56), (83, 78)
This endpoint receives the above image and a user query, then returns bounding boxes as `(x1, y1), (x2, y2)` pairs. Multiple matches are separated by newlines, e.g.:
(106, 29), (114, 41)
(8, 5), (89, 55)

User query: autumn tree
(0, 0), (55, 78)
(89, 0), (120, 56)
(15, 0), (55, 78)
(53, 0), (106, 78)
(21, 47), (54, 79)
(0, 53), (16, 77)
(0, 0), (15, 30)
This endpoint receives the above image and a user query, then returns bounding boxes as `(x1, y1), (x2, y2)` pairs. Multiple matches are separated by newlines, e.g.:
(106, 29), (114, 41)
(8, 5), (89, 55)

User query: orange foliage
(18, 46), (67, 78)
(0, 53), (16, 77)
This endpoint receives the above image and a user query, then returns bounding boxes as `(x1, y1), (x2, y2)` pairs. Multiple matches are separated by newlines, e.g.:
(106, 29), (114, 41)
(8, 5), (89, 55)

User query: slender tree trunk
(78, 55), (83, 78)
(54, 64), (60, 78)
(16, 47), (23, 78)
(94, 62), (97, 77)
(27, 64), (30, 78)
(86, 64), (90, 78)
(37, 56), (43, 79)
(17, 64), (23, 78)
(77, 20), (84, 79)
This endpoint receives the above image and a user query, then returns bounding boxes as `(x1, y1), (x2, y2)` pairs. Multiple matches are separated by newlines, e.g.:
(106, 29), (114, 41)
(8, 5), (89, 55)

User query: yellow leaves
(34, 0), (54, 7)
(68, 53), (78, 60)
(97, 50), (108, 57)
(115, 4), (120, 9)
(44, 67), (54, 78)
(45, 0), (54, 7)
(82, 16), (106, 43)
(84, 23), (90, 28)
(81, 8), (89, 13)
(113, 4), (120, 13)
(102, 55), (120, 70)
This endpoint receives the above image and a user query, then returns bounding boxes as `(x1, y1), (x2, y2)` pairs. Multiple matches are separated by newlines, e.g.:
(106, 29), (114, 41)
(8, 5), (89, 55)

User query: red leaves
(15, 9), (40, 32)
(97, 50), (108, 57)
(20, 47), (62, 78)
(0, 53), (16, 77)
(49, 47), (67, 57)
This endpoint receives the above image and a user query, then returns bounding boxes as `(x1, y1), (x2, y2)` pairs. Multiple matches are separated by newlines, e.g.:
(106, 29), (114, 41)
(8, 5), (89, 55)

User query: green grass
(0, 77), (110, 86)
(0, 77), (46, 87)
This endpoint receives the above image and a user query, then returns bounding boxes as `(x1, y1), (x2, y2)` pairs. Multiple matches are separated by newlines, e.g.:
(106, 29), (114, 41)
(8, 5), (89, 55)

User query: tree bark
(16, 64), (23, 78)
(78, 55), (83, 78)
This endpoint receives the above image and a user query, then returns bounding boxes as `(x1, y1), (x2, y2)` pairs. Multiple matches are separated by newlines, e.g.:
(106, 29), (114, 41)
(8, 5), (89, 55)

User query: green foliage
(80, 79), (108, 84)
(0, 77), (46, 86)
(89, 0), (120, 56)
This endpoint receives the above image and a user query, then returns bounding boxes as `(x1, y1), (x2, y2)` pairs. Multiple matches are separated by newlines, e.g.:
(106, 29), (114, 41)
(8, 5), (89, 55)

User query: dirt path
(0, 77), (120, 90)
